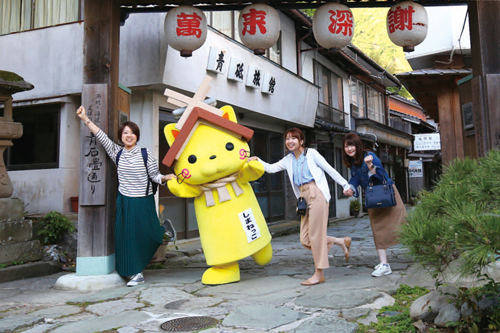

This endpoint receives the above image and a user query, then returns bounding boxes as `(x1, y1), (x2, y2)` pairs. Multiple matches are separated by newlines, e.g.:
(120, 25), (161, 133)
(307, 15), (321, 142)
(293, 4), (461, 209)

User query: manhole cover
(160, 316), (218, 332)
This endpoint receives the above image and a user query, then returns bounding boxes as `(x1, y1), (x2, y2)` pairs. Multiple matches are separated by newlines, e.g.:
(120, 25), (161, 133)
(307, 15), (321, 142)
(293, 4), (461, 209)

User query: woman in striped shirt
(77, 106), (176, 286)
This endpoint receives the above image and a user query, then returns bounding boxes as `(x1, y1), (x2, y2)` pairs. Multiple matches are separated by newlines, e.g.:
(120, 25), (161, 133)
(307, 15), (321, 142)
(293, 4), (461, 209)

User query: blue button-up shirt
(292, 151), (314, 186)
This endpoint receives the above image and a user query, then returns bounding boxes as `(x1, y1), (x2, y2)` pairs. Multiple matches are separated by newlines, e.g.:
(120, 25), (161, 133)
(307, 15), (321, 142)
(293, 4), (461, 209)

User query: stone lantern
(0, 71), (45, 279)
(0, 71), (33, 202)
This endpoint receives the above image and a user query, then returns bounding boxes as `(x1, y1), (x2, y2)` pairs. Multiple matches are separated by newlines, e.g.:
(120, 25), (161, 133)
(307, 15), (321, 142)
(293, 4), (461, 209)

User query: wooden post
(77, 0), (121, 275)
(437, 84), (464, 165)
(468, 0), (500, 156)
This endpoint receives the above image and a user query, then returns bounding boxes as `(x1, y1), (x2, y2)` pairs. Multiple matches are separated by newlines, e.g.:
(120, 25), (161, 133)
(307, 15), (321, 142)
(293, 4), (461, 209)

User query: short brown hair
(118, 121), (140, 143)
(342, 133), (364, 167)
(284, 128), (305, 148)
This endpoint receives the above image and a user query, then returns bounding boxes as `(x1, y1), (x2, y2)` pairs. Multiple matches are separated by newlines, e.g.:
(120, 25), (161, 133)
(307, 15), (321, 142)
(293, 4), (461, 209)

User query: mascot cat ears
(164, 105), (238, 147)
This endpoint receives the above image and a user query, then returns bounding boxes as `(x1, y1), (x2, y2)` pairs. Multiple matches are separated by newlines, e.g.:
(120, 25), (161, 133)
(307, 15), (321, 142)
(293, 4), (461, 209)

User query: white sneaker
(127, 272), (145, 286)
(372, 263), (392, 277)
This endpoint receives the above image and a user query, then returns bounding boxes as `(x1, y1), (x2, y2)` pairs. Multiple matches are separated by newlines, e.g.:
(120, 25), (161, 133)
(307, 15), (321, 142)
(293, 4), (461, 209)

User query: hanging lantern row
(164, 1), (427, 58)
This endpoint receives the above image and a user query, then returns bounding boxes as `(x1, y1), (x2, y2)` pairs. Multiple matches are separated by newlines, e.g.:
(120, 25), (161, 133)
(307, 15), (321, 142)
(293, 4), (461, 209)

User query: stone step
(0, 219), (33, 245)
(0, 240), (43, 265)
(0, 197), (24, 222)
(0, 261), (62, 284)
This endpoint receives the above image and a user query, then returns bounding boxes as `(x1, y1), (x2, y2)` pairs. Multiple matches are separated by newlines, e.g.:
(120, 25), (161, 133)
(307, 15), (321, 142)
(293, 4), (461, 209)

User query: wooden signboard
(462, 102), (474, 130)
(80, 84), (108, 206)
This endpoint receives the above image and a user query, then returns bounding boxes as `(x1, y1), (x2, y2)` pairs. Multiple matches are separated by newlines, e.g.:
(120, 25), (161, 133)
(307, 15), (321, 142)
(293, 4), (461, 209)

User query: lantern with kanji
(387, 1), (428, 52)
(313, 3), (354, 50)
(238, 4), (280, 55)
(164, 6), (207, 57)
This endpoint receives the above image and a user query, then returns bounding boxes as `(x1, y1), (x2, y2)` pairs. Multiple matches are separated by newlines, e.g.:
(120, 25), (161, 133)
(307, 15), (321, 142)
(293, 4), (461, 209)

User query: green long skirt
(115, 193), (164, 277)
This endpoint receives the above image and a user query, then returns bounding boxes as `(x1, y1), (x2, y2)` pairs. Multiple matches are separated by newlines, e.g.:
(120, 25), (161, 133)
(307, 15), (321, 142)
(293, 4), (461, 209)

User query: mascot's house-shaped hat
(162, 107), (254, 167)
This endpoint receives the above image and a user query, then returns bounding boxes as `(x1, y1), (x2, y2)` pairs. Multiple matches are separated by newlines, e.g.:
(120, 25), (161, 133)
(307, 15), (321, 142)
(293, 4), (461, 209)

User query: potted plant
(349, 199), (361, 217)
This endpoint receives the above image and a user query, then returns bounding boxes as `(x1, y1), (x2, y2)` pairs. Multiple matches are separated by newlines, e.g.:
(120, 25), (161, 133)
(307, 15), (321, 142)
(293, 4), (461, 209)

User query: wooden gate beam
(468, 0), (500, 156)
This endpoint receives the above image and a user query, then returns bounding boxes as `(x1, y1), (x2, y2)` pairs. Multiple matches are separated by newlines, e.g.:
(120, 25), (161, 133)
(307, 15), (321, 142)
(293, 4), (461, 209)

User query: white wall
(119, 13), (167, 87)
(278, 11), (298, 73)
(406, 5), (470, 60)
(0, 22), (84, 101)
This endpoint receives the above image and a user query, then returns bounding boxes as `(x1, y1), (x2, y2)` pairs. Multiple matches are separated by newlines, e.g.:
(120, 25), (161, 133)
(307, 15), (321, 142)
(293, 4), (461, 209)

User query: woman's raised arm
(76, 106), (100, 135)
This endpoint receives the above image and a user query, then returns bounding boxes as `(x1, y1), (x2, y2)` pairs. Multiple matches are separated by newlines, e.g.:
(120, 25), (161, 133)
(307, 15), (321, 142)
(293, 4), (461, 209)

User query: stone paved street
(0, 211), (449, 333)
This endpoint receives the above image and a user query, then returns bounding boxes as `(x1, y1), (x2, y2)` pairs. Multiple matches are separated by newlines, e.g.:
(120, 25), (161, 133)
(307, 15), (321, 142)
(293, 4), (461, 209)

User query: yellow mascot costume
(164, 105), (272, 285)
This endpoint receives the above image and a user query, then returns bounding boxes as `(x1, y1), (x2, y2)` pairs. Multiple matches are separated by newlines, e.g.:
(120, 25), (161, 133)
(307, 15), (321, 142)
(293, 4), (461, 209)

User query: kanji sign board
(414, 133), (441, 151)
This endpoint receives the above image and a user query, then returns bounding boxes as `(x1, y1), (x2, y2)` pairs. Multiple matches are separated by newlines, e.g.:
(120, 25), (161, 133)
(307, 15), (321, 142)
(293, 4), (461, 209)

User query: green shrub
(37, 211), (75, 245)
(399, 149), (500, 331)
(400, 150), (500, 279)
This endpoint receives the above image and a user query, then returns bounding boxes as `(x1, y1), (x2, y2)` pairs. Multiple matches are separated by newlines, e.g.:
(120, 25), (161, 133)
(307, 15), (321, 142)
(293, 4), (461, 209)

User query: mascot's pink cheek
(239, 149), (247, 160)
(181, 169), (191, 179)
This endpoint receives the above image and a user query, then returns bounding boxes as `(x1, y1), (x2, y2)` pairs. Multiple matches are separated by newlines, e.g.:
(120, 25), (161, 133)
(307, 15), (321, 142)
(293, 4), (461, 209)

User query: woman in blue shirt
(342, 133), (406, 277)
(251, 128), (352, 286)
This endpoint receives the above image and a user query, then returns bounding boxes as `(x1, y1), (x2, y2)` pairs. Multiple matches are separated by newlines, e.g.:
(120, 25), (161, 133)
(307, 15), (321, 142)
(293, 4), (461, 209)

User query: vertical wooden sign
(80, 84), (108, 206)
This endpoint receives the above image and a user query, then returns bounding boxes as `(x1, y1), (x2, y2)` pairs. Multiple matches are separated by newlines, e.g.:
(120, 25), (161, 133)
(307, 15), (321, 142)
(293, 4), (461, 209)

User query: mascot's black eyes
(226, 142), (234, 151)
(188, 155), (197, 164)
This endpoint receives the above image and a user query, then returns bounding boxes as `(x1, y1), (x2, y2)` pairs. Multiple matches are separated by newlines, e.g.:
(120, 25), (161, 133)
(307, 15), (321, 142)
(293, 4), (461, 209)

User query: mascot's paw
(202, 262), (240, 285)
(251, 242), (273, 266)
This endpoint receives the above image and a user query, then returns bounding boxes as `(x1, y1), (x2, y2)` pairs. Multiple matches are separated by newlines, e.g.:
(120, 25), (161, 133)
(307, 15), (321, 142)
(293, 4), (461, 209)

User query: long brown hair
(284, 128), (305, 148)
(342, 133), (365, 167)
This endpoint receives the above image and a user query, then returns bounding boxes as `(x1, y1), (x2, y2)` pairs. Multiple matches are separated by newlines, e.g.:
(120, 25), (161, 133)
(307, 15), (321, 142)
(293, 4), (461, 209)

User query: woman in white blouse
(250, 128), (352, 286)
(77, 106), (176, 286)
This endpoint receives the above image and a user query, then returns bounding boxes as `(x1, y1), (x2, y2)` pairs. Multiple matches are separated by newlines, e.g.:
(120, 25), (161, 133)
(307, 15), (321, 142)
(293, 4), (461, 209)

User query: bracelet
(85, 119), (91, 125)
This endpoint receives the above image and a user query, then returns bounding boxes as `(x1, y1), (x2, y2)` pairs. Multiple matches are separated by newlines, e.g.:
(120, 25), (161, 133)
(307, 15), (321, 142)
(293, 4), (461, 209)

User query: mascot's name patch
(238, 208), (261, 243)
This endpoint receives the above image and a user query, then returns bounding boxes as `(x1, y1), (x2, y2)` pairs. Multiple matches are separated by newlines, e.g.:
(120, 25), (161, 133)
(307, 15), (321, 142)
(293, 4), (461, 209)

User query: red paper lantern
(313, 3), (354, 50)
(165, 6), (207, 57)
(387, 1), (428, 52)
(238, 4), (280, 56)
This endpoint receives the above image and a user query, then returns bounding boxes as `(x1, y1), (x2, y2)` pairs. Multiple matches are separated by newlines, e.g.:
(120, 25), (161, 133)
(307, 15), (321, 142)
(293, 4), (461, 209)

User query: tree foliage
(399, 149), (500, 280)
(351, 8), (413, 75)
(302, 8), (414, 99)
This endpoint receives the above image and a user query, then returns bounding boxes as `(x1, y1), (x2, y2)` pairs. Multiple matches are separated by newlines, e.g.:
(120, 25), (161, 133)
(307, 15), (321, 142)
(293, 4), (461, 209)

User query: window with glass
(206, 10), (281, 65)
(314, 61), (343, 110)
(314, 61), (344, 125)
(1, 0), (80, 35)
(4, 104), (60, 170)
(349, 78), (365, 118)
(367, 86), (386, 124)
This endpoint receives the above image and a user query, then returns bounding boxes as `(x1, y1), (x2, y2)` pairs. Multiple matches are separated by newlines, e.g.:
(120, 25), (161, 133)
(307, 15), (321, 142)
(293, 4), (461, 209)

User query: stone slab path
(0, 212), (443, 333)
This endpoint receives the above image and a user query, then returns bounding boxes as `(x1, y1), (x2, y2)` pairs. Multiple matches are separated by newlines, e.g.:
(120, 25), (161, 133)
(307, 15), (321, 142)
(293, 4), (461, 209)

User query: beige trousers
(299, 181), (330, 269)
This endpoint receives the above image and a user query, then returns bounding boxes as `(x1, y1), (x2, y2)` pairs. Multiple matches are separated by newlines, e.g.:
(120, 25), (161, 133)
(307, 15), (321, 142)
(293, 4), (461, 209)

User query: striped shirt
(95, 130), (164, 197)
